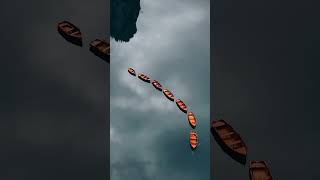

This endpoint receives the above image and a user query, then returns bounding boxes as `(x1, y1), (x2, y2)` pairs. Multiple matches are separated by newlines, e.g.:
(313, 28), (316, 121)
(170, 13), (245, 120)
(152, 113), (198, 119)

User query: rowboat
(211, 119), (247, 164)
(176, 99), (188, 113)
(57, 21), (82, 46)
(151, 80), (163, 91)
(90, 39), (110, 62)
(128, 68), (136, 76)
(189, 130), (198, 150)
(187, 112), (197, 128)
(138, 73), (150, 83)
(249, 161), (273, 180)
(163, 89), (174, 101)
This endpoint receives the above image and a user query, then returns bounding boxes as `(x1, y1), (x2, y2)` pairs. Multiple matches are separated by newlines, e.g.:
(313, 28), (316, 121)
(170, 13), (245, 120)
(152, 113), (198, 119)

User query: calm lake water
(110, 0), (210, 179)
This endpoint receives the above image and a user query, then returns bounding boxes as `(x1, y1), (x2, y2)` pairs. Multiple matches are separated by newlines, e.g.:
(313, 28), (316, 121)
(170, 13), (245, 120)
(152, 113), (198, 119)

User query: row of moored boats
(128, 67), (199, 150)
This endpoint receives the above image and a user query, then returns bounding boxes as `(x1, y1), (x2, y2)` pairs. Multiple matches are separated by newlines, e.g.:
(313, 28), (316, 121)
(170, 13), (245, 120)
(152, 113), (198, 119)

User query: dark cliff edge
(111, 0), (141, 42)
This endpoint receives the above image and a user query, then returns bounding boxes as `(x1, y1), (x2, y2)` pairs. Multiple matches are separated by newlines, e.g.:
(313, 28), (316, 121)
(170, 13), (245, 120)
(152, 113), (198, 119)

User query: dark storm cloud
(0, 0), (109, 179)
(212, 0), (320, 179)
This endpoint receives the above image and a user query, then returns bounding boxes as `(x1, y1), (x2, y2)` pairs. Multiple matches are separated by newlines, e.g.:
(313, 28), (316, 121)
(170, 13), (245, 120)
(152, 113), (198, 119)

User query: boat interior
(251, 169), (272, 180)
(139, 75), (149, 81)
(96, 42), (110, 53)
(250, 162), (272, 179)
(214, 121), (246, 152)
(190, 131), (198, 141)
(164, 90), (174, 99)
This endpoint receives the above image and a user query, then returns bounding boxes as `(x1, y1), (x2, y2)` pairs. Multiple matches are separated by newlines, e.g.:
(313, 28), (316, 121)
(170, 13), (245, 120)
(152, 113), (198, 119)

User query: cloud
(110, 0), (210, 179)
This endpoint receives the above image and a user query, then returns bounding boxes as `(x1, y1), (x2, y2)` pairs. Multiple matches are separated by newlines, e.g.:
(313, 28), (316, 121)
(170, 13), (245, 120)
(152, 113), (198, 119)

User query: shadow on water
(111, 0), (141, 42)
(57, 28), (83, 47)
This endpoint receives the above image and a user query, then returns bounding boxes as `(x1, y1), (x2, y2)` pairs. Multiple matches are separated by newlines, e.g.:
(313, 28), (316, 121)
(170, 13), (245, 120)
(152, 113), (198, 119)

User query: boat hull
(57, 21), (82, 46)
(89, 40), (110, 62)
(176, 99), (187, 113)
(187, 112), (197, 128)
(128, 68), (136, 76)
(211, 120), (247, 165)
(138, 73), (150, 83)
(163, 89), (174, 101)
(189, 131), (198, 150)
(249, 161), (273, 180)
(152, 80), (162, 91)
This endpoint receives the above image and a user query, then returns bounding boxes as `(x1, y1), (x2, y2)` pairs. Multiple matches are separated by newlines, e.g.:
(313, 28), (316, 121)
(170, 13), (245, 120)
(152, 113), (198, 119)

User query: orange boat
(151, 80), (163, 91)
(128, 68), (136, 76)
(189, 130), (198, 150)
(176, 99), (188, 113)
(138, 73), (150, 83)
(187, 112), (197, 128)
(163, 89), (174, 101)
(90, 39), (110, 62)
(211, 119), (247, 164)
(57, 21), (82, 46)
(249, 161), (273, 180)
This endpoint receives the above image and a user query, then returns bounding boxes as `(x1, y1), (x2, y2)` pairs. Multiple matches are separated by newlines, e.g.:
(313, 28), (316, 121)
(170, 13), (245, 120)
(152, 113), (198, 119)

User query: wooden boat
(176, 99), (188, 113)
(151, 80), (163, 91)
(138, 73), (150, 83)
(187, 112), (197, 128)
(211, 119), (247, 164)
(90, 39), (110, 62)
(249, 161), (273, 180)
(163, 89), (174, 101)
(128, 68), (136, 76)
(57, 21), (83, 46)
(189, 130), (198, 150)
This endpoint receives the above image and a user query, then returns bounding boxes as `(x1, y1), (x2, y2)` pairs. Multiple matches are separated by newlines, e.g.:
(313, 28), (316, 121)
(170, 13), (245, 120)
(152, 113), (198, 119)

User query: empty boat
(189, 130), (199, 150)
(249, 161), (273, 180)
(128, 67), (136, 76)
(163, 89), (174, 101)
(57, 21), (82, 46)
(138, 73), (151, 83)
(176, 99), (188, 113)
(187, 112), (197, 128)
(90, 39), (110, 62)
(211, 119), (247, 164)
(151, 80), (163, 91)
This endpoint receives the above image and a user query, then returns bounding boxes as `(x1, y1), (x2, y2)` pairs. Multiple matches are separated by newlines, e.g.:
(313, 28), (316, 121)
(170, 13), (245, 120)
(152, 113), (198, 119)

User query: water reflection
(111, 0), (141, 42)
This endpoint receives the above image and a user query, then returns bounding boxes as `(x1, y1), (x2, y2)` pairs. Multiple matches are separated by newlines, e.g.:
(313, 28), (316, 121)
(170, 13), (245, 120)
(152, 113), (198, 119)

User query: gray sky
(110, 0), (210, 179)
(0, 0), (109, 179)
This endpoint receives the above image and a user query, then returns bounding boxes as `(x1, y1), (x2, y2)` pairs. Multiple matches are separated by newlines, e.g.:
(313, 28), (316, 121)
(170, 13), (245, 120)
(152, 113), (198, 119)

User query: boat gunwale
(58, 21), (82, 38)
(211, 120), (248, 165)
(189, 130), (198, 149)
(152, 80), (163, 91)
(57, 21), (83, 46)
(138, 73), (151, 83)
(176, 99), (187, 113)
(213, 120), (247, 154)
(187, 112), (197, 128)
(163, 89), (175, 101)
(128, 68), (136, 76)
(90, 39), (109, 50)
(249, 160), (273, 180)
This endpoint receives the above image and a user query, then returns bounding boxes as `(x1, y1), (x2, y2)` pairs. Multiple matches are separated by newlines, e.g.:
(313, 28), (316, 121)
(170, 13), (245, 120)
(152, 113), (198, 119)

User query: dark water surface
(0, 0), (109, 179)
